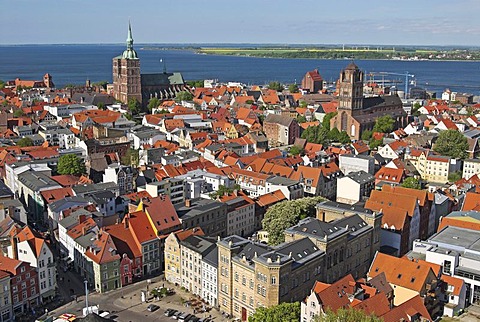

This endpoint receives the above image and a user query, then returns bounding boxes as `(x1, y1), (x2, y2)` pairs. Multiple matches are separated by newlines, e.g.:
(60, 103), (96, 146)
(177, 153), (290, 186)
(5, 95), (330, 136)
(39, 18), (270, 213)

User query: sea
(1, 44), (480, 97)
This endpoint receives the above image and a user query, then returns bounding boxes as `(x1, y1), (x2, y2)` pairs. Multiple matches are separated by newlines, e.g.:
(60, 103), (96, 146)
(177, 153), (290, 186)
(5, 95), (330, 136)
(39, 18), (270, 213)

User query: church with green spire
(112, 22), (188, 105)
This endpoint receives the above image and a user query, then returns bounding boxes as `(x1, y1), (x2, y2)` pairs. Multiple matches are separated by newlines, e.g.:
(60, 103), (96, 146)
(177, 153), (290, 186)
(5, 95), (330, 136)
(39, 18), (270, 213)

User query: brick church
(112, 23), (188, 105)
(330, 62), (407, 140)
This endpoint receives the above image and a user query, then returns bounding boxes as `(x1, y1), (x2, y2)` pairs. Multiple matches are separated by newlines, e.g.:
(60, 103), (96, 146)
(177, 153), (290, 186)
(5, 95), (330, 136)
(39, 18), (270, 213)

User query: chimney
(78, 214), (86, 224)
(10, 236), (18, 260)
(124, 215), (129, 229)
(185, 199), (191, 208)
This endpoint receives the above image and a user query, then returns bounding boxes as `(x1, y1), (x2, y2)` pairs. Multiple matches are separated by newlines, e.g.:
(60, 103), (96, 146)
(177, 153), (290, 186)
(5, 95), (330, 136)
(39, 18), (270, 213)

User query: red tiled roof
(85, 231), (120, 265)
(41, 187), (74, 204)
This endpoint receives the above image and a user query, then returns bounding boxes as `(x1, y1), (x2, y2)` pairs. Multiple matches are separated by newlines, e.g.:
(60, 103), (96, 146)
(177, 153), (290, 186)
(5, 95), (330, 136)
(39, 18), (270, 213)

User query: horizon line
(0, 42), (479, 48)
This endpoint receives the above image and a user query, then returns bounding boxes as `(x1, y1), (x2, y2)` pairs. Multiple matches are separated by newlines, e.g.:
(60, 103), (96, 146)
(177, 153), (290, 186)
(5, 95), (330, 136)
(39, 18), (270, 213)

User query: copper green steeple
(122, 21), (138, 59)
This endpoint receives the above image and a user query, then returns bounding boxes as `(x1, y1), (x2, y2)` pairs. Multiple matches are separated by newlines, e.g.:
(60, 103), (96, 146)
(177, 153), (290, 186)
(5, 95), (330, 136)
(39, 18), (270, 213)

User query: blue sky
(2, 0), (480, 45)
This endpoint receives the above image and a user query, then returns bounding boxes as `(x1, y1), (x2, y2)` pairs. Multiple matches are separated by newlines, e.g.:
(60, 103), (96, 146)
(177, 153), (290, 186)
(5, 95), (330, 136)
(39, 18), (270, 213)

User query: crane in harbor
(374, 71), (415, 99)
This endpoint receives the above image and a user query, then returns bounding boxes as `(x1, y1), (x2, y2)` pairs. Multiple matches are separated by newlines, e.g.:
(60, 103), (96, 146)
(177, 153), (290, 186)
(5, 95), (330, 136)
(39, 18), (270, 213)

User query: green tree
(0, 80), (5, 89)
(97, 102), (105, 110)
(267, 81), (284, 92)
(401, 177), (422, 190)
(338, 131), (351, 144)
(361, 129), (373, 141)
(433, 129), (469, 159)
(121, 148), (139, 167)
(299, 100), (308, 108)
(16, 137), (34, 147)
(209, 184), (241, 199)
(289, 145), (304, 156)
(57, 154), (86, 175)
(92, 80), (108, 89)
(301, 125), (328, 145)
(312, 308), (383, 322)
(147, 97), (161, 112)
(322, 112), (337, 131)
(327, 127), (341, 142)
(262, 196), (326, 245)
(248, 302), (300, 322)
(127, 98), (141, 115)
(412, 102), (421, 117)
(296, 115), (307, 123)
(448, 171), (462, 182)
(13, 109), (25, 118)
(186, 80), (204, 88)
(373, 115), (395, 133)
(175, 91), (193, 102)
(369, 138), (383, 150)
(288, 83), (299, 93)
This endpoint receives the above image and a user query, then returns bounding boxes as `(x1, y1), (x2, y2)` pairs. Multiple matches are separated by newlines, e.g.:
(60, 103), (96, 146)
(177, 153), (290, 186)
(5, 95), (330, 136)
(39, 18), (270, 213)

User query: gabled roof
(374, 166), (404, 184)
(140, 195), (181, 235)
(441, 274), (464, 297)
(40, 187), (74, 204)
(264, 113), (295, 127)
(256, 190), (286, 207)
(381, 295), (432, 322)
(84, 231), (120, 265)
(313, 274), (355, 312)
(462, 192), (480, 211)
(369, 252), (435, 293)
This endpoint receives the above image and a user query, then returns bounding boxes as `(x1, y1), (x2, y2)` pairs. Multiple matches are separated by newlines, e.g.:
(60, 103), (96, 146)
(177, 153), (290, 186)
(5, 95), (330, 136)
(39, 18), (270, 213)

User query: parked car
(187, 317), (199, 322)
(147, 304), (160, 312)
(178, 313), (192, 322)
(172, 311), (183, 319)
(165, 309), (178, 317)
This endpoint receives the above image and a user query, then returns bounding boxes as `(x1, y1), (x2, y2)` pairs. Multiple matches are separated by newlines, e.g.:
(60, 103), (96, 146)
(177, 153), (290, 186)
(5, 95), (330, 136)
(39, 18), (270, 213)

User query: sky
(2, 0), (480, 46)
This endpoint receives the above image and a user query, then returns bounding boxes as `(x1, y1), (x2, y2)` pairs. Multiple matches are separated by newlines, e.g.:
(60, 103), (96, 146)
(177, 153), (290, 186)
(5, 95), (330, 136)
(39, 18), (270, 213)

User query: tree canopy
(13, 109), (25, 118)
(127, 98), (141, 115)
(209, 184), (241, 199)
(301, 125), (329, 145)
(175, 91), (193, 102)
(121, 148), (139, 167)
(57, 154), (86, 175)
(248, 302), (300, 322)
(401, 177), (422, 190)
(312, 308), (383, 322)
(322, 112), (337, 131)
(186, 80), (204, 88)
(448, 171), (462, 182)
(288, 83), (299, 93)
(433, 129), (469, 159)
(262, 196), (326, 245)
(147, 97), (161, 112)
(16, 137), (33, 147)
(289, 145), (304, 156)
(373, 115), (395, 133)
(267, 81), (284, 92)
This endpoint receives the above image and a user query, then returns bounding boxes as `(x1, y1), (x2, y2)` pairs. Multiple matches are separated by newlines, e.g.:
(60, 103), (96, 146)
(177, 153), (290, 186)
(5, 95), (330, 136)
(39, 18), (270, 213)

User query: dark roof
(346, 170), (374, 184)
(285, 217), (347, 241)
(141, 72), (185, 86)
(203, 245), (219, 268)
(264, 113), (294, 127)
(72, 93), (116, 106)
(181, 235), (216, 255)
(363, 95), (402, 109)
(0, 180), (13, 198)
(344, 62), (359, 70)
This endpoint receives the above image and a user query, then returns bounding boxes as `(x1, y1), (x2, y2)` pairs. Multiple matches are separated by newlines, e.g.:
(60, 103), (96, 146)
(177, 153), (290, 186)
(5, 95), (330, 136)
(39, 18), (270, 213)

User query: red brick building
(301, 69), (323, 93)
(0, 256), (39, 315)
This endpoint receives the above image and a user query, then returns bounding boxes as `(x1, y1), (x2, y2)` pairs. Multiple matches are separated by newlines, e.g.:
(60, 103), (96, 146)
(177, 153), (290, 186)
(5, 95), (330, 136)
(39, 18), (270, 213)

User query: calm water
(1, 44), (479, 97)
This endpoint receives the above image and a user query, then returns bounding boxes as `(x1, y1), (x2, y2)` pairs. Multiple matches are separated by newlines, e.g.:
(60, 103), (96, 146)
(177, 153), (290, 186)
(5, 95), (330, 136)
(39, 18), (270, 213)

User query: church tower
(113, 22), (142, 104)
(338, 62), (363, 110)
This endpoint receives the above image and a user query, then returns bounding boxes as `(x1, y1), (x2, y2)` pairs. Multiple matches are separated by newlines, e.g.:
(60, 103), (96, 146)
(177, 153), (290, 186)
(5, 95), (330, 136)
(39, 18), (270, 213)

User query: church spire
(127, 21), (134, 49)
(122, 21), (138, 59)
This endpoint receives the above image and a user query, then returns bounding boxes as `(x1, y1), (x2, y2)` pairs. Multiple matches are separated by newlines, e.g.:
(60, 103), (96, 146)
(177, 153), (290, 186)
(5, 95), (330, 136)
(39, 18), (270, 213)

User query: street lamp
(84, 279), (89, 314)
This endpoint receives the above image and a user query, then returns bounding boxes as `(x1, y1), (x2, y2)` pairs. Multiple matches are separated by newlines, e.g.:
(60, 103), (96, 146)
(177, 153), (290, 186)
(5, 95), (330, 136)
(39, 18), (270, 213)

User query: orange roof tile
(40, 187), (74, 204)
(461, 192), (480, 211)
(441, 274), (464, 297)
(375, 166), (404, 184)
(85, 231), (120, 265)
(256, 190), (287, 207)
(369, 252), (436, 293)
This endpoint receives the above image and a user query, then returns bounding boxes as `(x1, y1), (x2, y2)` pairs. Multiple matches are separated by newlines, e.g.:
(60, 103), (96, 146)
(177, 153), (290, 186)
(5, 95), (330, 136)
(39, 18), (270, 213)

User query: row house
(7, 226), (56, 302)
(180, 235), (216, 296)
(103, 164), (134, 196)
(336, 170), (375, 205)
(405, 150), (461, 183)
(0, 270), (12, 322)
(164, 228), (204, 286)
(202, 245), (219, 308)
(219, 194), (256, 238)
(84, 231), (121, 293)
(290, 163), (342, 200)
(0, 256), (39, 315)
(175, 198), (228, 238)
(365, 189), (421, 256)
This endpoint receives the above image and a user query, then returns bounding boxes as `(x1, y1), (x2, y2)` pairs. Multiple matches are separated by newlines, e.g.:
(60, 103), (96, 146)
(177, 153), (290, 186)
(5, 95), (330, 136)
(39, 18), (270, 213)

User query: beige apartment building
(217, 201), (381, 321)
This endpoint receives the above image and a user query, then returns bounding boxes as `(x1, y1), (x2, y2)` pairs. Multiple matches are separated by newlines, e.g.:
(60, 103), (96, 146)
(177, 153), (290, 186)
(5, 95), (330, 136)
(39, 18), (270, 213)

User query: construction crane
(375, 71), (415, 99)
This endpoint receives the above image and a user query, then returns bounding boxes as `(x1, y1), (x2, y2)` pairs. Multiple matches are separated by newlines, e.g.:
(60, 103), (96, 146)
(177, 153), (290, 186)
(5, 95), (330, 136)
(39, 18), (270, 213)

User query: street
(50, 276), (231, 322)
